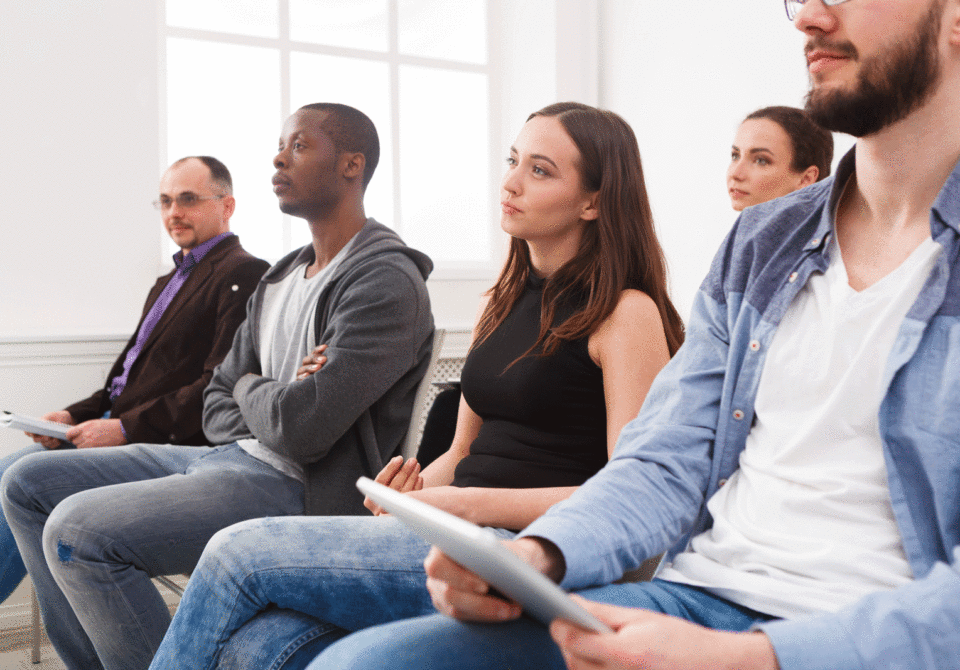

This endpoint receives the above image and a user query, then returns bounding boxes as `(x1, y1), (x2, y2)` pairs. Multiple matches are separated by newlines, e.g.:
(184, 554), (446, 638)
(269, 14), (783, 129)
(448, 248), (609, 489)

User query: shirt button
(788, 272), (799, 283)
(733, 409), (745, 420)
(169, 434), (176, 441)
(749, 340), (760, 352)
(718, 478), (728, 487)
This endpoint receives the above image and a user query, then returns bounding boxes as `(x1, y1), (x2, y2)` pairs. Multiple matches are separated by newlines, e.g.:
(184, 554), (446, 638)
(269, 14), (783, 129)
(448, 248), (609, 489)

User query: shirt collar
(173, 231), (234, 272)
(820, 147), (960, 245)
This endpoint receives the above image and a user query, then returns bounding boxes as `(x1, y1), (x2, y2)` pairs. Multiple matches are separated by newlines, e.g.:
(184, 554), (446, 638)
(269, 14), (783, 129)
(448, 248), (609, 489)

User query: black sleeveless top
(452, 274), (607, 489)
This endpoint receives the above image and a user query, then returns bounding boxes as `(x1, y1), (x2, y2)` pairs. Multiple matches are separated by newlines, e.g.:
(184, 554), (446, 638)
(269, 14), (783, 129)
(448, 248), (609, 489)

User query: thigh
(577, 579), (773, 631)
(3, 442), (206, 516)
(217, 608), (348, 670)
(45, 445), (304, 576)
(203, 515), (436, 629)
(313, 613), (566, 670)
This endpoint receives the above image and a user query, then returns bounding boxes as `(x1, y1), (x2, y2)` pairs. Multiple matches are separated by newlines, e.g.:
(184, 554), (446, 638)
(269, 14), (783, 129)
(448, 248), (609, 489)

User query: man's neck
(834, 78), (960, 291)
(851, 80), (960, 228)
(304, 202), (367, 278)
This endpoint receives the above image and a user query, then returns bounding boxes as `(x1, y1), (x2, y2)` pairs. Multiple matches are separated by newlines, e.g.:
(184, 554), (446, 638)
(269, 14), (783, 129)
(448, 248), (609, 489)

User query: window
(162, 0), (497, 275)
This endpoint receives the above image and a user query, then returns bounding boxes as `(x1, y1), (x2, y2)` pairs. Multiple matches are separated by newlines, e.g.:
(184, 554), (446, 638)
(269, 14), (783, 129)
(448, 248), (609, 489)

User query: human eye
(754, 156), (771, 167)
(178, 193), (198, 207)
(730, 149), (740, 162)
(505, 156), (517, 166)
(158, 196), (173, 209)
(532, 165), (547, 176)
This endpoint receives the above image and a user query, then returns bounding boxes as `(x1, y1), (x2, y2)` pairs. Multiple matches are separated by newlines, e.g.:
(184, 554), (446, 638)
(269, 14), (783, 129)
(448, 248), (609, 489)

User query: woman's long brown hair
(474, 102), (684, 360)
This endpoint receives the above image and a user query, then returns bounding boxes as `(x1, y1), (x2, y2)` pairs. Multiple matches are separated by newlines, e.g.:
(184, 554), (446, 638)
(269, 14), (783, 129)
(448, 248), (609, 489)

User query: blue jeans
(148, 515), (517, 670)
(0, 442), (67, 603)
(312, 579), (777, 669)
(0, 443), (304, 670)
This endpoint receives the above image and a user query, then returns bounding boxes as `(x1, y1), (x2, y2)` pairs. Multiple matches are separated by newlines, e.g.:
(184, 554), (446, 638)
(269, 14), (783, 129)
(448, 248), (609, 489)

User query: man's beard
(804, 2), (943, 138)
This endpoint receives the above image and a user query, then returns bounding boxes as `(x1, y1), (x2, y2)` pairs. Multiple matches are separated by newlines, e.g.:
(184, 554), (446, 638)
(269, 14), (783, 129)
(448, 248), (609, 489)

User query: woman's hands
(363, 455), (424, 515)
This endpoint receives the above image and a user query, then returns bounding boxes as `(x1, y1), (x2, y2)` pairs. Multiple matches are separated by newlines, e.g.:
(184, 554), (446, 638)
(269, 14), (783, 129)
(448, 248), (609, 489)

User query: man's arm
(229, 257), (431, 463)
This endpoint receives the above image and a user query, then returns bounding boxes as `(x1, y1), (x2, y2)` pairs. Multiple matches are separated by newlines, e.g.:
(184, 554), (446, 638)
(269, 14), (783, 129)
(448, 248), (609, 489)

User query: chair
(401, 329), (447, 459)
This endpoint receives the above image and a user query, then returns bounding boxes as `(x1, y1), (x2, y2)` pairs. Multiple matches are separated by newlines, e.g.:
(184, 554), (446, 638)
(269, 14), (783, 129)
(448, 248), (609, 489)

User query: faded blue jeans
(0, 443), (304, 670)
(312, 579), (778, 669)
(148, 515), (517, 670)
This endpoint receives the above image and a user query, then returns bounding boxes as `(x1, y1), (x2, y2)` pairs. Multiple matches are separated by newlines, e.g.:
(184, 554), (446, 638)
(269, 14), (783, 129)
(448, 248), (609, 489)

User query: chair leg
(30, 585), (41, 664)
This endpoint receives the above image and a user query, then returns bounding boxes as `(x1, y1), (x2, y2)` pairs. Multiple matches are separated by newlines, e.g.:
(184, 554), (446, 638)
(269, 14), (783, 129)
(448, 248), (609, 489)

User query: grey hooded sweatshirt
(203, 219), (434, 515)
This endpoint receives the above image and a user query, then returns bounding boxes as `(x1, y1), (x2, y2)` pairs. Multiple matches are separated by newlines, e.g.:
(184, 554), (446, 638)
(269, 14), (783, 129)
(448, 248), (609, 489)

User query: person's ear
(342, 152), (366, 182)
(798, 165), (819, 189)
(221, 195), (236, 221)
(946, 0), (960, 48)
(581, 192), (600, 221)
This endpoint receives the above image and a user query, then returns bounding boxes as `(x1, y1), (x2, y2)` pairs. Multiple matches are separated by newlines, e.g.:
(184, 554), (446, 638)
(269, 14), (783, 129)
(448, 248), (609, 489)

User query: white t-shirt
(658, 234), (942, 618)
(238, 238), (355, 481)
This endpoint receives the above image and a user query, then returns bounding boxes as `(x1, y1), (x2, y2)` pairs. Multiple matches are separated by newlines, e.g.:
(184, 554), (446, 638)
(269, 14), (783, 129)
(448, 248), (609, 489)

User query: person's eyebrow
(747, 147), (775, 155)
(509, 146), (559, 169)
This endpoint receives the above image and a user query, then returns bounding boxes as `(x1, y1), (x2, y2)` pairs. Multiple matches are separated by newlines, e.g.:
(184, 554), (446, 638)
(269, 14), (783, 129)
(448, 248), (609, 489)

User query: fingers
(424, 547), (522, 622)
(374, 455), (421, 492)
(296, 344), (328, 380)
(550, 620), (607, 670)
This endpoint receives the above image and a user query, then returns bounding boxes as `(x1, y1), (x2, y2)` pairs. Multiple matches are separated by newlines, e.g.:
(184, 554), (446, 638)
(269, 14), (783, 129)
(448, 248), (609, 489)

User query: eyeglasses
(784, 0), (852, 21)
(152, 193), (225, 211)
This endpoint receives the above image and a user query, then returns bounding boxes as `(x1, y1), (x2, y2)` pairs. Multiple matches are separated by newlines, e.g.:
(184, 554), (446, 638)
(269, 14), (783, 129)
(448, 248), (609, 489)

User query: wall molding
(0, 336), (128, 369)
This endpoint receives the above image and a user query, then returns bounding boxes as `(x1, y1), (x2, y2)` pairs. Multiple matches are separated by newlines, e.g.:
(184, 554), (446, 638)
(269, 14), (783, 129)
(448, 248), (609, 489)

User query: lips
(501, 201), (521, 215)
(272, 174), (292, 194)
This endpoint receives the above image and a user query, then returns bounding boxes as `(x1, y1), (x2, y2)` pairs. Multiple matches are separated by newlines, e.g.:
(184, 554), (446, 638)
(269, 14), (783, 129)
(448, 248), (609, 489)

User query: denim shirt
(522, 149), (960, 670)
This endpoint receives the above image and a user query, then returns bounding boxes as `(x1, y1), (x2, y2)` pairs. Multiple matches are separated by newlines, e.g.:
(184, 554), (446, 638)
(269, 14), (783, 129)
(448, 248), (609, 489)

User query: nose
(728, 159), (746, 182)
(794, 0), (838, 34)
(501, 165), (520, 195)
(274, 147), (287, 169)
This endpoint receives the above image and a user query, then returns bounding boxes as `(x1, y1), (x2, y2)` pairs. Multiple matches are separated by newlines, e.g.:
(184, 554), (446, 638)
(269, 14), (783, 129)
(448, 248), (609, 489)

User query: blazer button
(732, 409), (745, 420)
(232, 284), (239, 291)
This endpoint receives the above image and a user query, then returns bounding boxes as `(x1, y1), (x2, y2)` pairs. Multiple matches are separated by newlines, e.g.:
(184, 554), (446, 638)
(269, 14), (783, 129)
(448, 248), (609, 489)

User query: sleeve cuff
(756, 615), (861, 670)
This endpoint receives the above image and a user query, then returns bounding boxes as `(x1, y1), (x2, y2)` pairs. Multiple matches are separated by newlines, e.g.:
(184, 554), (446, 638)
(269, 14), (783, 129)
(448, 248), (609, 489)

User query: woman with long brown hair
(149, 102), (683, 670)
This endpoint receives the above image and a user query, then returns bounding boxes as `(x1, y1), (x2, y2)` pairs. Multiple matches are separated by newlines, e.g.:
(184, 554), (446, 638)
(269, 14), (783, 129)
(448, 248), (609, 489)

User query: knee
(196, 518), (275, 580)
(0, 451), (50, 516)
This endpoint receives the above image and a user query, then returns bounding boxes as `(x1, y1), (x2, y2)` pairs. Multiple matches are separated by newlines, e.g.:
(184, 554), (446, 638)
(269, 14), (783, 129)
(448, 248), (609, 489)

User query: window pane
(167, 0), (279, 38)
(290, 52), (394, 243)
(399, 65), (491, 263)
(398, 0), (486, 64)
(166, 38), (283, 259)
(290, 0), (389, 52)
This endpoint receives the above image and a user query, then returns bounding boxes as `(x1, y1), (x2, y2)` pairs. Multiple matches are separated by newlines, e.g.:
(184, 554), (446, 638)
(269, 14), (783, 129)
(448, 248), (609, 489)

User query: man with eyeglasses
(2, 104), (434, 670)
(314, 1), (960, 669)
(0, 155), (267, 606)
(22, 156), (267, 453)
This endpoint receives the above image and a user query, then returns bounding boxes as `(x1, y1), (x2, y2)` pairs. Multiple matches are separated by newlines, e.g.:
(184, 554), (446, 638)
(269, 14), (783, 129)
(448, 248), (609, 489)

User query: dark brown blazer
(66, 235), (269, 445)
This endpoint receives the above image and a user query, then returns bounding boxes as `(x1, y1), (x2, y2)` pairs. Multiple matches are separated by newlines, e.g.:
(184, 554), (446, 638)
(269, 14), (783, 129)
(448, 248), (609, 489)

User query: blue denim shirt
(522, 149), (960, 670)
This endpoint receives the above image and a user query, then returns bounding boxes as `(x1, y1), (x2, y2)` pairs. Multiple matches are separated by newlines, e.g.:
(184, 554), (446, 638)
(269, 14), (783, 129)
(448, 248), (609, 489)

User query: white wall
(1, 2), (162, 340)
(597, 0), (854, 320)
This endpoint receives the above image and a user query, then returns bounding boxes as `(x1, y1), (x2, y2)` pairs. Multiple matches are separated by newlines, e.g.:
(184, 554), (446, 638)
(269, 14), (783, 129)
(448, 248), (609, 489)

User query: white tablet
(356, 477), (612, 633)
(0, 411), (70, 441)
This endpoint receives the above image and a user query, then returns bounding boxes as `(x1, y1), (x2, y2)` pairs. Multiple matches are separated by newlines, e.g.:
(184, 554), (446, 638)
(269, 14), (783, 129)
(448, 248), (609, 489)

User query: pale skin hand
(364, 454), (424, 515)
(424, 537), (563, 622)
(25, 410), (74, 449)
(550, 598), (780, 670)
(65, 418), (127, 449)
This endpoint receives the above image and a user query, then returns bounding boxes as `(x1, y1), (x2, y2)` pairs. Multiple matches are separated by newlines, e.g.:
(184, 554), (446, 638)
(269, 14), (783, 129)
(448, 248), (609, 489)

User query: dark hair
(475, 102), (685, 360)
(171, 155), (233, 194)
(744, 106), (833, 180)
(299, 103), (380, 190)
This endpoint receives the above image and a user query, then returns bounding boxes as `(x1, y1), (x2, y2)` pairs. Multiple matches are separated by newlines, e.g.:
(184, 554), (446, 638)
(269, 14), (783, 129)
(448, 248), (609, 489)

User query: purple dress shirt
(107, 233), (235, 414)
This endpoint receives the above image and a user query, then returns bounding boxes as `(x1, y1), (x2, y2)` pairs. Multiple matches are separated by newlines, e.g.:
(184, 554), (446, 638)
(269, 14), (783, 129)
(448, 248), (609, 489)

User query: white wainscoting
(0, 329), (469, 633)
